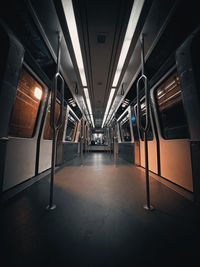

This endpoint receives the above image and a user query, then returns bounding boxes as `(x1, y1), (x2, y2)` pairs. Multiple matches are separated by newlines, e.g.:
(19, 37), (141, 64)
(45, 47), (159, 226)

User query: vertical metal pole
(80, 119), (84, 164)
(114, 136), (117, 165)
(141, 34), (145, 76)
(143, 131), (152, 210)
(46, 32), (64, 211)
(110, 140), (111, 158)
(47, 130), (58, 210)
(81, 136), (83, 162)
(136, 34), (154, 211)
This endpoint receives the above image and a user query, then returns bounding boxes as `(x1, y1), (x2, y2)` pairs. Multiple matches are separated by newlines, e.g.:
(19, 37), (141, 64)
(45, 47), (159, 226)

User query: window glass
(120, 115), (131, 142)
(57, 110), (66, 141)
(131, 113), (139, 141)
(65, 113), (78, 141)
(43, 101), (60, 140)
(138, 101), (154, 141)
(117, 123), (122, 142)
(8, 67), (43, 138)
(155, 71), (189, 139)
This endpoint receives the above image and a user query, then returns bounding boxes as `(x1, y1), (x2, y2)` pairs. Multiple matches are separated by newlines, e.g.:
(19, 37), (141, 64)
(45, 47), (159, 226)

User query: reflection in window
(91, 133), (106, 145)
(8, 67), (43, 138)
(65, 113), (78, 141)
(138, 101), (153, 141)
(43, 101), (65, 140)
(131, 113), (139, 141)
(43, 102), (59, 140)
(120, 115), (131, 142)
(156, 71), (189, 139)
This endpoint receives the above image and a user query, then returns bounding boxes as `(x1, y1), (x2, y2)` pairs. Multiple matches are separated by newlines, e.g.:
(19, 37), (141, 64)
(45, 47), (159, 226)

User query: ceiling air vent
(97, 33), (106, 44)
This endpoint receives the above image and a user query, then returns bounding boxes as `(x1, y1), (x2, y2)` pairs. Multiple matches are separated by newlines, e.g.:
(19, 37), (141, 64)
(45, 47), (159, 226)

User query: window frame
(8, 62), (47, 140)
(151, 65), (189, 140)
(63, 105), (80, 143)
(134, 97), (154, 142)
(117, 106), (133, 143)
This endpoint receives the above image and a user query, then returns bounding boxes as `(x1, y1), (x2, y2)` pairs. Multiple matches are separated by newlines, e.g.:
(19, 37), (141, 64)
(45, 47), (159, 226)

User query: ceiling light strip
(112, 0), (145, 87)
(62, 0), (87, 86)
(101, 88), (115, 128)
(83, 88), (95, 127)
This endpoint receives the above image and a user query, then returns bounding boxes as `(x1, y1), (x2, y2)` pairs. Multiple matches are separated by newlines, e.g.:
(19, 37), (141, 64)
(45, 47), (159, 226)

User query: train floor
(1, 152), (200, 267)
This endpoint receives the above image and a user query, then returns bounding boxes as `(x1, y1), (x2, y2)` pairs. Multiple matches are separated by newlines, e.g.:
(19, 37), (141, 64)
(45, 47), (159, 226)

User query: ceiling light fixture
(34, 87), (42, 100)
(61, 0), (87, 87)
(81, 97), (91, 124)
(112, 0), (145, 87)
(83, 88), (95, 128)
(101, 88), (115, 128)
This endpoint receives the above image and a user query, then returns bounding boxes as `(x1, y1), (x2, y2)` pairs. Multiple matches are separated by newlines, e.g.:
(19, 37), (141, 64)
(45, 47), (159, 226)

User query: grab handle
(136, 74), (149, 133)
(53, 72), (64, 131)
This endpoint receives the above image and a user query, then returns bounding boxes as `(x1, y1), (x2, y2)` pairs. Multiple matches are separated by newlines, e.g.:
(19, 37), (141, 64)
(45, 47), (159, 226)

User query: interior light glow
(91, 115), (95, 128)
(34, 87), (42, 100)
(101, 88), (115, 128)
(81, 98), (92, 125)
(62, 0), (87, 86)
(131, 115), (136, 123)
(83, 88), (92, 115)
(112, 0), (145, 87)
(83, 88), (95, 128)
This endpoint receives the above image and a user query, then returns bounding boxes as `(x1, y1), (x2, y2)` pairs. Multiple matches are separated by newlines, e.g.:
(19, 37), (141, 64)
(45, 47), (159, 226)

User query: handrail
(51, 72), (64, 131)
(136, 34), (154, 211)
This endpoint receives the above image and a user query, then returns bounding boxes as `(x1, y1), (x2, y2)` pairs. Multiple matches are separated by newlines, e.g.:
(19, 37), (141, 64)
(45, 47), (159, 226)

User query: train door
(116, 107), (134, 163)
(134, 98), (158, 174)
(119, 113), (132, 142)
(131, 106), (140, 165)
(151, 67), (193, 192)
(38, 97), (67, 172)
(61, 106), (80, 161)
(64, 107), (79, 142)
(3, 64), (48, 191)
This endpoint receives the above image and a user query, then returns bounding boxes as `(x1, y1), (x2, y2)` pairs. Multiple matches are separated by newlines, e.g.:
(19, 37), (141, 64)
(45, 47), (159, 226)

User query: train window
(117, 122), (122, 142)
(43, 101), (61, 140)
(65, 112), (78, 142)
(131, 114), (139, 141)
(8, 67), (43, 138)
(0, 27), (9, 90)
(120, 114), (131, 142)
(138, 101), (154, 141)
(155, 71), (189, 139)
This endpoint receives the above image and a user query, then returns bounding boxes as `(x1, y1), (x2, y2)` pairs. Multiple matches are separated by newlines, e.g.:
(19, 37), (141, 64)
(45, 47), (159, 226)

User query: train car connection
(0, 0), (200, 266)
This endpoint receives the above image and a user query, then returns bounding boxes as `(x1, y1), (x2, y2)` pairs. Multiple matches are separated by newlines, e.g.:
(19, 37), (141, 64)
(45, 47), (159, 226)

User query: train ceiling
(0, 0), (200, 128)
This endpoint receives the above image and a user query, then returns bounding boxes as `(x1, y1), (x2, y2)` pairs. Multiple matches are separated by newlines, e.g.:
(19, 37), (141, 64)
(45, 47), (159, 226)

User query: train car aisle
(1, 152), (200, 267)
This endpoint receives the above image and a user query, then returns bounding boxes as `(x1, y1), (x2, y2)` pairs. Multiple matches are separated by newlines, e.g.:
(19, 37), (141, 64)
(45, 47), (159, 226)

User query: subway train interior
(0, 0), (200, 266)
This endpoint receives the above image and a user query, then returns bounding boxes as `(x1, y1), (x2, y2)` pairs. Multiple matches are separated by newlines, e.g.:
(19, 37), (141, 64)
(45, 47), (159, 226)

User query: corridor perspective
(1, 0), (200, 266)
(1, 152), (200, 267)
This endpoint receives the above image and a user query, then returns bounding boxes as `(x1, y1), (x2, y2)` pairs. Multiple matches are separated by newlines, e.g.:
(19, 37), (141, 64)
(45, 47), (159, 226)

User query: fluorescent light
(112, 0), (145, 87)
(81, 98), (92, 124)
(34, 87), (42, 100)
(62, 0), (87, 86)
(91, 116), (95, 128)
(83, 88), (95, 128)
(83, 88), (92, 115)
(101, 88), (115, 128)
